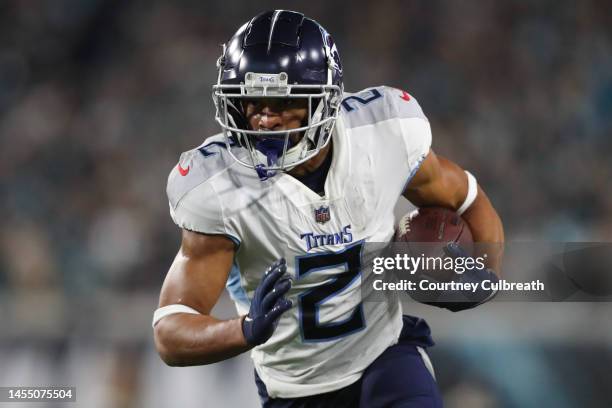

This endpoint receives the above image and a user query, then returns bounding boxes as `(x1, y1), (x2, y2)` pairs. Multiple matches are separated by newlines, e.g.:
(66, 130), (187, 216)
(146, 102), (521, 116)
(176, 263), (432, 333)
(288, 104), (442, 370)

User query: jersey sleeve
(166, 149), (239, 244)
(383, 86), (432, 179)
(168, 181), (226, 235)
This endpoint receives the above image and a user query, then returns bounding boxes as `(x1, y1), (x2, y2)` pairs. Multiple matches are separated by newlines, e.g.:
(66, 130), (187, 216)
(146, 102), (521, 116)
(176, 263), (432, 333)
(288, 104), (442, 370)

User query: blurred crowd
(1, 1), (611, 407)
(2, 0), (612, 292)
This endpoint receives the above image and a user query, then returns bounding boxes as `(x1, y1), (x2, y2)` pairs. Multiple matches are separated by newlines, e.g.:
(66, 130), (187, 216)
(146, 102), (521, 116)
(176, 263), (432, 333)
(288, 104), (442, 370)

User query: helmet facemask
(213, 70), (343, 180)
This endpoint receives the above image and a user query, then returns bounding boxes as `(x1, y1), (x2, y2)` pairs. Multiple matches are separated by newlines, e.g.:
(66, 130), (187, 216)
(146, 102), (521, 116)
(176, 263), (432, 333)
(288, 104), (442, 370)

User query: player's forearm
(461, 185), (504, 273)
(154, 313), (250, 366)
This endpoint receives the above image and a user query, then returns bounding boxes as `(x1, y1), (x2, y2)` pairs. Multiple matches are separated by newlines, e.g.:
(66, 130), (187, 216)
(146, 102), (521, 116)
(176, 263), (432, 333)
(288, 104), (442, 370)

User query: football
(395, 206), (473, 255)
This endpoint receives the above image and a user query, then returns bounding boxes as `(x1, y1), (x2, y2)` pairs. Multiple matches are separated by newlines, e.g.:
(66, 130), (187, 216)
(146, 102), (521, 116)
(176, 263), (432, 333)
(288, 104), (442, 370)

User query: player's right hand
(242, 258), (293, 346)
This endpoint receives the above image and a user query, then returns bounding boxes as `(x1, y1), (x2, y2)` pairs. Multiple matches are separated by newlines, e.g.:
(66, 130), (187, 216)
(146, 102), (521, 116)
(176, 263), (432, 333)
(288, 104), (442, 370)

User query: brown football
(395, 207), (473, 254)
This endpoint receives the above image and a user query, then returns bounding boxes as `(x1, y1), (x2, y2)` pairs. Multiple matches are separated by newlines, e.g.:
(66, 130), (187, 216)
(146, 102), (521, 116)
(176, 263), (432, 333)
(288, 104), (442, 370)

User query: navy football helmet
(212, 10), (343, 178)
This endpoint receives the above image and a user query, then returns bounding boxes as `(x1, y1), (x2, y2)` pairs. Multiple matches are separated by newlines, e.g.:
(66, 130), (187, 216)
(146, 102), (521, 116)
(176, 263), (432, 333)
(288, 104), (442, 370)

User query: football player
(153, 10), (504, 407)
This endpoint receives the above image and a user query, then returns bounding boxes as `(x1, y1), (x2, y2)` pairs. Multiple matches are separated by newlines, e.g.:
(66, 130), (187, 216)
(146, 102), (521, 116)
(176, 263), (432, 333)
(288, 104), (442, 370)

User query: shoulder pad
(166, 135), (234, 209)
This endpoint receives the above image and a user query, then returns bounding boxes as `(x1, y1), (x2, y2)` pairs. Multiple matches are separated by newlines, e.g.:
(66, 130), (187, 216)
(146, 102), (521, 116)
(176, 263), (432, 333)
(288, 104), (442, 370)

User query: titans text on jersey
(300, 224), (353, 251)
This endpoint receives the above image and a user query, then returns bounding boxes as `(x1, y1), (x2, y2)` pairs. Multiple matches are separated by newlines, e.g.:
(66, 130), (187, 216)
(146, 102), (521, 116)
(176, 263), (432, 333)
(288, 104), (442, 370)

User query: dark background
(1, 1), (611, 407)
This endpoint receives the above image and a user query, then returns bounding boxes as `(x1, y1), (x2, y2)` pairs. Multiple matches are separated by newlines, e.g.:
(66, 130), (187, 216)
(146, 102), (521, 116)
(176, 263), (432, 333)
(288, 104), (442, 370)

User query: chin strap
(303, 99), (325, 145)
(253, 132), (313, 180)
(255, 164), (274, 180)
(254, 138), (285, 180)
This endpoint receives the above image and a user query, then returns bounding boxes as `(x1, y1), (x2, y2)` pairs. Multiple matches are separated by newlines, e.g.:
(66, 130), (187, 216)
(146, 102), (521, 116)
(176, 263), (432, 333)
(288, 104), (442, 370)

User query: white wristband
(152, 304), (201, 327)
(457, 171), (477, 215)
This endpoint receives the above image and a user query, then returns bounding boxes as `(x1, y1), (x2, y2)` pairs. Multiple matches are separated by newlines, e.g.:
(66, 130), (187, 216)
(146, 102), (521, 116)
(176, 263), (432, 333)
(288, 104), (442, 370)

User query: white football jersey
(166, 86), (432, 398)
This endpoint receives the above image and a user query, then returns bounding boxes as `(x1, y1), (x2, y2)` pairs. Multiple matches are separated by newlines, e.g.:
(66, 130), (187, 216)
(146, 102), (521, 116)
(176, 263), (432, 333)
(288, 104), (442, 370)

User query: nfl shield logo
(314, 206), (331, 224)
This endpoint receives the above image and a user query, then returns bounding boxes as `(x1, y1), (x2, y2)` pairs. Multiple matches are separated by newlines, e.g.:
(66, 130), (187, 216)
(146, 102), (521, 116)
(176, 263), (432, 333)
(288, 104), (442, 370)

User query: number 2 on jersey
(296, 241), (365, 342)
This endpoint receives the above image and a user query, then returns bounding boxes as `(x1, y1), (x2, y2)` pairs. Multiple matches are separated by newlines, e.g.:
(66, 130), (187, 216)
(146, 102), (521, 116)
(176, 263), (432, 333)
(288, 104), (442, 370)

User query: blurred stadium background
(1, 0), (611, 407)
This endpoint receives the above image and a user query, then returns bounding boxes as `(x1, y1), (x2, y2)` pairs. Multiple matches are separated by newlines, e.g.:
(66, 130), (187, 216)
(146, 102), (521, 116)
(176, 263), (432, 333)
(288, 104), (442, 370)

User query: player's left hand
(242, 258), (293, 346)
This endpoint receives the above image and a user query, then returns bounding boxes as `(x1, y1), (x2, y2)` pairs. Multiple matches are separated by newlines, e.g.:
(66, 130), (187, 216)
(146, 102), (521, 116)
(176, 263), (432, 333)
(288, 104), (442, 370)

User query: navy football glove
(242, 258), (293, 346)
(424, 243), (499, 312)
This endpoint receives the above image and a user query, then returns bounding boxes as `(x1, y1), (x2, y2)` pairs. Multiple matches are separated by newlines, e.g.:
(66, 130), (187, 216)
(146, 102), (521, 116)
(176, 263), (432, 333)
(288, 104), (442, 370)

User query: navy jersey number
(341, 89), (382, 112)
(198, 138), (237, 157)
(296, 241), (365, 342)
